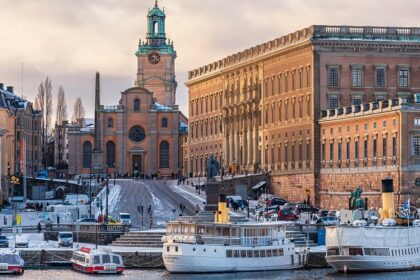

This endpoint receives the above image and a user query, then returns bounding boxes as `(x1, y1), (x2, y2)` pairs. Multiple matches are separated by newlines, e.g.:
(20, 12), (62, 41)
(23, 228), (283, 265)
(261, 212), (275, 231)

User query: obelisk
(92, 71), (104, 173)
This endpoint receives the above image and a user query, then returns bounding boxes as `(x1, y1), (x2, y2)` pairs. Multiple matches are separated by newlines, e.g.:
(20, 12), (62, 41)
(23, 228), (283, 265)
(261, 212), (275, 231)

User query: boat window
(364, 248), (390, 256)
(279, 248), (284, 256)
(112, 255), (120, 265)
(247, 250), (253, 258)
(197, 226), (205, 235)
(0, 255), (20, 265)
(327, 248), (339, 256)
(266, 250), (272, 257)
(72, 253), (86, 264)
(102, 255), (111, 264)
(166, 246), (169, 252)
(240, 250), (246, 258)
(272, 249), (279, 257)
(226, 250), (232, 258)
(93, 256), (100, 264)
(254, 250), (260, 258)
(233, 250), (239, 258)
(260, 250), (266, 257)
(175, 246), (178, 252)
(349, 247), (363, 256)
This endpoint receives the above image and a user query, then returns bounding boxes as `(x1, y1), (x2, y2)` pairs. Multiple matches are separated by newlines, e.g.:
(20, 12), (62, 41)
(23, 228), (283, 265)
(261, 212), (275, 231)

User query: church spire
(155, 0), (158, 7)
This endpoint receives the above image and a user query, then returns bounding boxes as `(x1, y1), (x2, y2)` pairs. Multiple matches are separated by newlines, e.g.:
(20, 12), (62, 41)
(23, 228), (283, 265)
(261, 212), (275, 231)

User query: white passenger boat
(0, 249), (25, 275)
(326, 178), (420, 272)
(162, 194), (307, 273)
(71, 247), (124, 274)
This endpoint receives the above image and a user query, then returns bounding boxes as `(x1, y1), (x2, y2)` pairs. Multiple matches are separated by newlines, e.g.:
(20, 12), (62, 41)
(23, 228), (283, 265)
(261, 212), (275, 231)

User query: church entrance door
(132, 155), (142, 176)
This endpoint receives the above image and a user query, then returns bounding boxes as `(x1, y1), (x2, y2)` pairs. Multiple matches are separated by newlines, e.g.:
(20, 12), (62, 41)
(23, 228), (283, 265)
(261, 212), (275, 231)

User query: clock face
(148, 52), (160, 64)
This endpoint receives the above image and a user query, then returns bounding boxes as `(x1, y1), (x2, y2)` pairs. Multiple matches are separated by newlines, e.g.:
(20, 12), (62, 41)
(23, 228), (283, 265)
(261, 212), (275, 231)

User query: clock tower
(135, 1), (177, 106)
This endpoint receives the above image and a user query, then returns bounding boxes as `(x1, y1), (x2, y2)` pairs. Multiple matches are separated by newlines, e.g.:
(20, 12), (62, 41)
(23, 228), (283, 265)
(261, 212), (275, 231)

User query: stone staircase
(111, 230), (165, 248)
(286, 231), (317, 247)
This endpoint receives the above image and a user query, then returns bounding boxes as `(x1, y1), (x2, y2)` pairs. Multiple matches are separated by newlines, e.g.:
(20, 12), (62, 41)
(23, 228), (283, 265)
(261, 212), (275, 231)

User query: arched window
(161, 117), (168, 128)
(107, 118), (113, 128)
(134, 98), (140, 112)
(159, 141), (169, 168)
(82, 141), (92, 168)
(106, 141), (115, 167)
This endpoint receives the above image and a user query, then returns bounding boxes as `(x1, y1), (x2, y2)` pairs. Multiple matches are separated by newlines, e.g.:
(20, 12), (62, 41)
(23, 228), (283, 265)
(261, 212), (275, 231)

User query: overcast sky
(1, 0), (419, 119)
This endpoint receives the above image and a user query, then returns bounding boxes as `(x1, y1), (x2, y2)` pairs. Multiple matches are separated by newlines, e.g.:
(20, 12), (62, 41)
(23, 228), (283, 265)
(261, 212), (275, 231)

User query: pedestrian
(57, 216), (60, 225)
(37, 221), (42, 233)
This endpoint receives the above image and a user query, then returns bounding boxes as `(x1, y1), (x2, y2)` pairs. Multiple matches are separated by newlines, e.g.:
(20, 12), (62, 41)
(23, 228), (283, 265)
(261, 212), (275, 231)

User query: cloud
(0, 0), (419, 118)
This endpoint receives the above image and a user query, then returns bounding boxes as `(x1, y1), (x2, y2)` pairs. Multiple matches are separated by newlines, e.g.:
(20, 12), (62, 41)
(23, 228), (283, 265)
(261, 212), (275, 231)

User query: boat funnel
(378, 178), (395, 220)
(214, 194), (230, 224)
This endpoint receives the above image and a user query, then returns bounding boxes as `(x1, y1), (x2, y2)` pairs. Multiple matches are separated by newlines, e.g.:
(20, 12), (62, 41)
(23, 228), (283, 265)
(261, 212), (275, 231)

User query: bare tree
(72, 97), (85, 125)
(35, 77), (54, 168)
(56, 86), (68, 125)
(56, 86), (68, 169)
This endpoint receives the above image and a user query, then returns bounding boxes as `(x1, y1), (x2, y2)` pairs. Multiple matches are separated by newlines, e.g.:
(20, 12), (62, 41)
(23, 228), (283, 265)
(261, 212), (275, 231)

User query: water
(6, 268), (420, 280)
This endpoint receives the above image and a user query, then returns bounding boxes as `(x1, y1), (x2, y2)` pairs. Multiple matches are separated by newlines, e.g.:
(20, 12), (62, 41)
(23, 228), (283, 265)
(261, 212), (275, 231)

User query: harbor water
(7, 268), (420, 280)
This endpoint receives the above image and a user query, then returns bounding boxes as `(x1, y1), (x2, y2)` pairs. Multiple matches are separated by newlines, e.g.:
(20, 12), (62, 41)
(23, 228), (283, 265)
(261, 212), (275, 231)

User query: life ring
(252, 238), (258, 246)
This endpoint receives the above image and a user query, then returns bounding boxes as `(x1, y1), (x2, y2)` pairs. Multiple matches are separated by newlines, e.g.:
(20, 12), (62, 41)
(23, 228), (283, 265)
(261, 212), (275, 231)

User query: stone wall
(271, 173), (316, 204)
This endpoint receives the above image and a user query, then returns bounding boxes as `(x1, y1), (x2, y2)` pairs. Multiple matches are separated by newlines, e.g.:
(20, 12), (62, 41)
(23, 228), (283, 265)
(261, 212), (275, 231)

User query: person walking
(37, 221), (42, 233)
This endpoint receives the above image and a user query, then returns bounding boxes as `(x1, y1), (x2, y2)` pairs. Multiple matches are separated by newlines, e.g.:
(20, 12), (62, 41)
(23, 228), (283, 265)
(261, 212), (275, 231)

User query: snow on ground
(147, 185), (166, 225)
(169, 181), (206, 204)
(94, 184), (121, 217)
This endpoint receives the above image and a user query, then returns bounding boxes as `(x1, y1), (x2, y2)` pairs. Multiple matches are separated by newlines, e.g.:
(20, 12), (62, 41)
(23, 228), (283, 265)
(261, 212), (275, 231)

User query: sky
(1, 0), (420, 119)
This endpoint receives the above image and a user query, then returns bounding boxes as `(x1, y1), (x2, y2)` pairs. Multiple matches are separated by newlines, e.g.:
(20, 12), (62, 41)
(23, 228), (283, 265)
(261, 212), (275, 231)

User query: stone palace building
(186, 25), (420, 208)
(67, 2), (187, 178)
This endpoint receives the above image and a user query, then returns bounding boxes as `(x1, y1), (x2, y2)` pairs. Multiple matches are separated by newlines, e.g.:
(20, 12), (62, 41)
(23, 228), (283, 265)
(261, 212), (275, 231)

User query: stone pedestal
(92, 150), (104, 174)
(204, 181), (221, 211)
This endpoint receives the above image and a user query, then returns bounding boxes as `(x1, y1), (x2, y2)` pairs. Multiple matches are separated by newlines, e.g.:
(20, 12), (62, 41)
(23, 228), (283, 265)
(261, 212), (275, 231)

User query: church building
(67, 2), (187, 178)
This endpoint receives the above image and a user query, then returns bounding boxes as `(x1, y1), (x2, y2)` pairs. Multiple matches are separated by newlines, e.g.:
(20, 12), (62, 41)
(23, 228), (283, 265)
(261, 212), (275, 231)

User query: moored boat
(0, 249), (25, 275)
(162, 194), (307, 273)
(326, 178), (420, 272)
(71, 247), (124, 274)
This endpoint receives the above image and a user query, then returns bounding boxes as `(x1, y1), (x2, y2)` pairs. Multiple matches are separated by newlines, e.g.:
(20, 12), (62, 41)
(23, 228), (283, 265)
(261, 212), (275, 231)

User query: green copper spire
(136, 1), (176, 56)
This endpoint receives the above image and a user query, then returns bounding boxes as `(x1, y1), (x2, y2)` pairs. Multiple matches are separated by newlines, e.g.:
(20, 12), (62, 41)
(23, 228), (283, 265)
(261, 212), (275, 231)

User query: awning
(252, 181), (266, 190)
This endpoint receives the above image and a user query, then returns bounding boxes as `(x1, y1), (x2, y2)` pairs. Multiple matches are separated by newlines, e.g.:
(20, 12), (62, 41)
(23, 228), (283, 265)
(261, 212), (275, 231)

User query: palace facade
(186, 25), (420, 208)
(67, 3), (187, 178)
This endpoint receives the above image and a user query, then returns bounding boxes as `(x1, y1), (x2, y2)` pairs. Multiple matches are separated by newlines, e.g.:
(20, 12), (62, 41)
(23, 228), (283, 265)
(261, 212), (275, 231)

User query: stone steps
(111, 231), (165, 248)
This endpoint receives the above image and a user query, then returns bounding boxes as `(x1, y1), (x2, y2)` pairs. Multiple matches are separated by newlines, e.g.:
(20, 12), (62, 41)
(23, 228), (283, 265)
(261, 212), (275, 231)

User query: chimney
(6, 86), (14, 94)
(0, 83), (3, 90)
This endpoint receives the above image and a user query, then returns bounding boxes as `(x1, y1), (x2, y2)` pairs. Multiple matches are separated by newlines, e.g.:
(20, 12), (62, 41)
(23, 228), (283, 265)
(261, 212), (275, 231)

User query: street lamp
(247, 196), (250, 219)
(105, 165), (109, 224)
(0, 129), (5, 196)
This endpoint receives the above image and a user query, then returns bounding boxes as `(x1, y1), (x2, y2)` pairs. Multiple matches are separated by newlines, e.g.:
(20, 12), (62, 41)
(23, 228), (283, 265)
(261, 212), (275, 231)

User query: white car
(15, 235), (29, 248)
(58, 232), (73, 248)
(119, 213), (131, 225)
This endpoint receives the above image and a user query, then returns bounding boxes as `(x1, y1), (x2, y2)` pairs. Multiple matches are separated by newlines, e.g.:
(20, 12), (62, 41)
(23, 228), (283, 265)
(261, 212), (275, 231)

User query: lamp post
(105, 165), (109, 224)
(89, 169), (92, 218)
(247, 196), (250, 219)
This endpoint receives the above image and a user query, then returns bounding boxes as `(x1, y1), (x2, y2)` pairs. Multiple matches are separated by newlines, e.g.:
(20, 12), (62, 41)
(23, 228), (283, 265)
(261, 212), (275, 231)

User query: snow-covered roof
(180, 121), (188, 133)
(152, 102), (173, 111)
(0, 87), (29, 111)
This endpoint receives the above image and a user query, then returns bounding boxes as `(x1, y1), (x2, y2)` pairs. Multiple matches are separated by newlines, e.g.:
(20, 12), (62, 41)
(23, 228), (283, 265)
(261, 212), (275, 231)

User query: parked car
(0, 236), (9, 247)
(76, 218), (97, 224)
(322, 216), (339, 226)
(268, 197), (288, 206)
(277, 208), (298, 221)
(15, 235), (29, 248)
(319, 209), (330, 217)
(119, 213), (132, 225)
(295, 204), (319, 214)
(58, 232), (73, 248)
(226, 196), (242, 204)
(258, 194), (276, 205)
(107, 216), (121, 225)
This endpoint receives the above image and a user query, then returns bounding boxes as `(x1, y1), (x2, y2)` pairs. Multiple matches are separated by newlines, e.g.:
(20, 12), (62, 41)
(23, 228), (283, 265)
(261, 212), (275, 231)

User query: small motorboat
(0, 249), (25, 275)
(71, 247), (124, 274)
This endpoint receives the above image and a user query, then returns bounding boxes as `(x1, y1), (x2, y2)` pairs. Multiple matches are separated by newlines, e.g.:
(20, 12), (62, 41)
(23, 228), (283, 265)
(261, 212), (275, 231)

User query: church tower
(135, 1), (177, 106)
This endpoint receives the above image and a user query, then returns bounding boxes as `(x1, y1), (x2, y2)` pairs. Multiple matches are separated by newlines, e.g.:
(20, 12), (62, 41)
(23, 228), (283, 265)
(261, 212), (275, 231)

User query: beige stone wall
(271, 173), (315, 204)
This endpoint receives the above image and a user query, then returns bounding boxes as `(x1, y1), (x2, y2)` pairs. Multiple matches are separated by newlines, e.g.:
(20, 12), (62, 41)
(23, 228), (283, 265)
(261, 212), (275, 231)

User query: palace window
(159, 141), (170, 168)
(364, 139), (368, 159)
(375, 67), (386, 88)
(82, 141), (92, 168)
(306, 141), (311, 160)
(352, 96), (362, 106)
(346, 142), (350, 160)
(398, 68), (409, 88)
(161, 117), (168, 128)
(415, 118), (420, 126)
(338, 143), (342, 161)
(383, 137), (387, 159)
(107, 118), (114, 128)
(373, 139), (377, 158)
(328, 96), (340, 110)
(330, 143), (334, 161)
(271, 78), (275, 96)
(278, 76), (282, 94)
(355, 141), (359, 160)
(413, 136), (420, 156)
(393, 136), (397, 157)
(351, 67), (363, 87)
(134, 98), (140, 112)
(106, 141), (115, 167)
(327, 66), (339, 87)
(321, 143), (325, 161)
